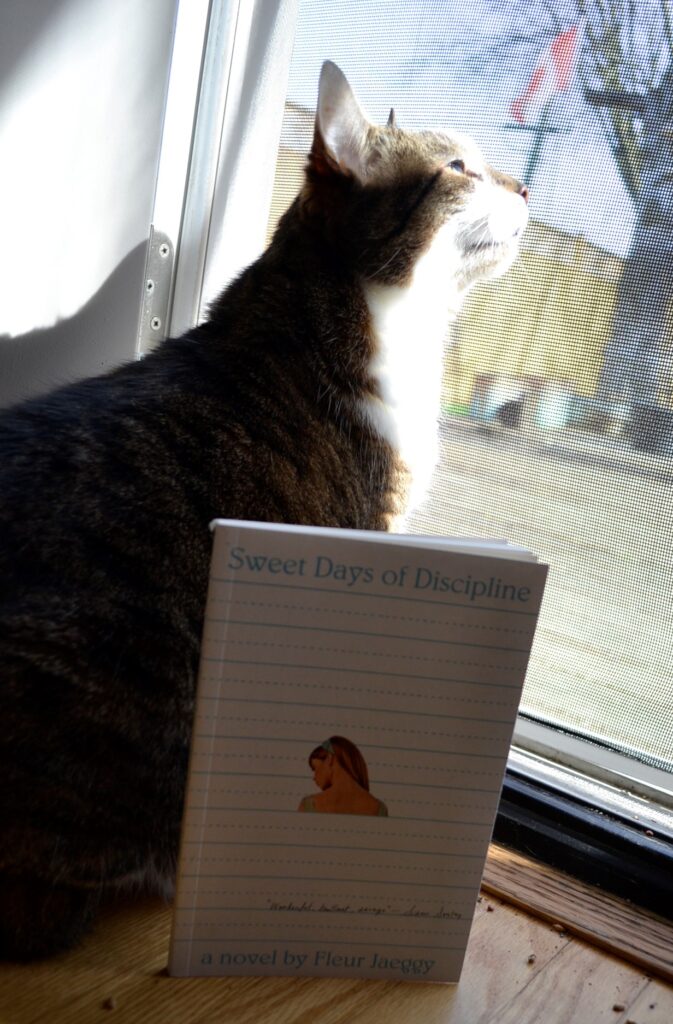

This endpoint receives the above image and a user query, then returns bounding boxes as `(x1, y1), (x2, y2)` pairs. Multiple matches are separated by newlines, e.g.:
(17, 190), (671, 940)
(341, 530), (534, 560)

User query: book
(168, 519), (548, 983)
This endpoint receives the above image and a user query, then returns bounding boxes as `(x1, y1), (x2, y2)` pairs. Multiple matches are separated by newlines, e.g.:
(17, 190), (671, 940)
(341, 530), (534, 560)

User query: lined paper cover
(169, 520), (548, 982)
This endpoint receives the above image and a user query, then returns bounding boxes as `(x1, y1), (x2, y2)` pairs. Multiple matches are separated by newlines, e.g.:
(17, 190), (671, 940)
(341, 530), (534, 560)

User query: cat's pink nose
(519, 184), (529, 204)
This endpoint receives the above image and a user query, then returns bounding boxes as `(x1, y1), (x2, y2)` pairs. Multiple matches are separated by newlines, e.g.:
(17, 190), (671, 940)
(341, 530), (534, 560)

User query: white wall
(0, 0), (179, 406)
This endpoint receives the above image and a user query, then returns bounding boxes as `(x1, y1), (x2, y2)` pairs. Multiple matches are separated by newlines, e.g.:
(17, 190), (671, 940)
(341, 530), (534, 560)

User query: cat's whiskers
(366, 245), (404, 280)
(462, 216), (493, 251)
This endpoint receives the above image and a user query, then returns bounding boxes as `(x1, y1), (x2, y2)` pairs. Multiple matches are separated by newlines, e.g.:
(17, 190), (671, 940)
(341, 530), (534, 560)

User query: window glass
(269, 0), (673, 775)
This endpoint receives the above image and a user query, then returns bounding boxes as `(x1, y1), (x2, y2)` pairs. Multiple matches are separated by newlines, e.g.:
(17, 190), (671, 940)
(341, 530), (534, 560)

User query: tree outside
(498, 0), (673, 450)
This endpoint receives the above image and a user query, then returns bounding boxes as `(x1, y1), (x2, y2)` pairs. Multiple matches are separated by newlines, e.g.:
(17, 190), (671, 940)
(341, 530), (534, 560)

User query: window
(3, 0), (670, 900)
(266, 0), (673, 838)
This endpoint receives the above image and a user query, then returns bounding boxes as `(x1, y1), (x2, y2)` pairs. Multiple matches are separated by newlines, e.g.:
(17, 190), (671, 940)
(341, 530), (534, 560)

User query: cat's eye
(448, 159), (466, 173)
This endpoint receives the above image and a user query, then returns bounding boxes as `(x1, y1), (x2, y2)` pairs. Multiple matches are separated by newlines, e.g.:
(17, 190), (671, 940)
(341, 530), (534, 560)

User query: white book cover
(168, 520), (548, 983)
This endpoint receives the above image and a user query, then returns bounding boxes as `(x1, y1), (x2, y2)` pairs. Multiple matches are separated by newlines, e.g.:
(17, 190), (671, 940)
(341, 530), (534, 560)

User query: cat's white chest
(360, 224), (460, 519)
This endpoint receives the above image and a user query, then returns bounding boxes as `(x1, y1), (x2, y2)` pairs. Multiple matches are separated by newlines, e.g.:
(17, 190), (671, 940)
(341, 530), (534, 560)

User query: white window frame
(141, 0), (299, 354)
(513, 720), (673, 813)
(151, 0), (673, 825)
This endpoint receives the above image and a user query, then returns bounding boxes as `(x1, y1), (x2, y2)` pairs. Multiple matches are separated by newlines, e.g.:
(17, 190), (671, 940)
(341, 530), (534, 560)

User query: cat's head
(301, 61), (528, 291)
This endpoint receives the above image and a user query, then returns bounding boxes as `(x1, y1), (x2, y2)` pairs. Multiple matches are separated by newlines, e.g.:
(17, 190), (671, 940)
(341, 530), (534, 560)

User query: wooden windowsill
(2, 843), (672, 1024)
(483, 842), (673, 984)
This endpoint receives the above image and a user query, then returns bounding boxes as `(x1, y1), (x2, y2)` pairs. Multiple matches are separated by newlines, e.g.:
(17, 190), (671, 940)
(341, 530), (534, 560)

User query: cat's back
(0, 340), (213, 566)
(0, 257), (384, 603)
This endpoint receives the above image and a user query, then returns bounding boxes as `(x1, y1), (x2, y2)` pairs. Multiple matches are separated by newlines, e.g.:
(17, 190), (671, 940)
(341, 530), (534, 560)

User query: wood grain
(2, 876), (673, 1024)
(482, 843), (673, 983)
(494, 940), (648, 1024)
(617, 978), (673, 1024)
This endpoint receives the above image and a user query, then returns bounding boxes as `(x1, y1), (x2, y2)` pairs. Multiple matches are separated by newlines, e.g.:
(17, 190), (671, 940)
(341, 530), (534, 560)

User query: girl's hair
(308, 735), (370, 791)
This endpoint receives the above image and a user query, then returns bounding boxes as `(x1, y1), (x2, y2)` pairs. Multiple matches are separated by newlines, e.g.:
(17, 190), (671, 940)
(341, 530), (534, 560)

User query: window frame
(165, 0), (673, 913)
(496, 765), (673, 919)
(514, 717), (673, 810)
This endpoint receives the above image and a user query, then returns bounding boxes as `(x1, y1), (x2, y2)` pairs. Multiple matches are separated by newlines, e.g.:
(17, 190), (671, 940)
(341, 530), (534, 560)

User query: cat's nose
(519, 184), (529, 204)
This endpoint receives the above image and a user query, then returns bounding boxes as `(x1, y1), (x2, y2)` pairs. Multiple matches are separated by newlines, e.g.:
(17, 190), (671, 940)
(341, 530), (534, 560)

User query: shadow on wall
(0, 0), (76, 104)
(0, 243), (147, 409)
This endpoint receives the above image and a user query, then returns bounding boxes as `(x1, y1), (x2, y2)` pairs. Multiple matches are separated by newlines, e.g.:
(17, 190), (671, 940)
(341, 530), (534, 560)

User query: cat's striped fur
(0, 61), (527, 958)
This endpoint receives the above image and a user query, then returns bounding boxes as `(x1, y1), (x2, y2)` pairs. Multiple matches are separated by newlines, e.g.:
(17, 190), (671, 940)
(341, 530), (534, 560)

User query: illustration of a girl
(297, 736), (388, 816)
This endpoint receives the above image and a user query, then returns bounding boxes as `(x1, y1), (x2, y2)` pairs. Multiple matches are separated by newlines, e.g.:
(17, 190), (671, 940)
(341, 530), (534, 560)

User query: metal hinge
(136, 226), (174, 356)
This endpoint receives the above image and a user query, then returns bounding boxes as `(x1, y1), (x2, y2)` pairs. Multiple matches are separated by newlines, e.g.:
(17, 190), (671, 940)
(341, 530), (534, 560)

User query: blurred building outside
(269, 101), (673, 459)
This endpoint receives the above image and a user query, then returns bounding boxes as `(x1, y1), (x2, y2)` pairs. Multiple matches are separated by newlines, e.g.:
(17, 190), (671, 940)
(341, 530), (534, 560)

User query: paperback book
(168, 519), (548, 983)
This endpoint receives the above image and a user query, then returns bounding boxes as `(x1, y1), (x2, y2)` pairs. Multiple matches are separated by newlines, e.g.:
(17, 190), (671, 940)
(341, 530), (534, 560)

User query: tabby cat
(0, 61), (528, 958)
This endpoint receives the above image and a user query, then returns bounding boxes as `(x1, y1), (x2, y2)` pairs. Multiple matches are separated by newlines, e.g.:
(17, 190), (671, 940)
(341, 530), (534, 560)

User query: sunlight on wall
(0, 0), (174, 337)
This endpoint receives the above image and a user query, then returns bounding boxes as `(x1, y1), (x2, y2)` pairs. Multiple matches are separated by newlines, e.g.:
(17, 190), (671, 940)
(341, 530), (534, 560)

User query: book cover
(168, 520), (548, 982)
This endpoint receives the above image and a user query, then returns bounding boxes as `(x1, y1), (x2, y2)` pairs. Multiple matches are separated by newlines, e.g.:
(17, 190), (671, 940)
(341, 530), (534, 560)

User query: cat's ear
(387, 108), (396, 129)
(311, 61), (371, 182)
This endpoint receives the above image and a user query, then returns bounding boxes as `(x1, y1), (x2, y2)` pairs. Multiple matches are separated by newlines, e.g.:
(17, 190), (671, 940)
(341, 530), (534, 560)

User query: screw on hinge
(150, 317), (162, 331)
(159, 243), (170, 258)
(146, 279), (155, 293)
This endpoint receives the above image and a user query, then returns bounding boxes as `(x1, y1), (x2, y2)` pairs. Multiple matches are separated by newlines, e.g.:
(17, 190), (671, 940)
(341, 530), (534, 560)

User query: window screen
(268, 1), (673, 778)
